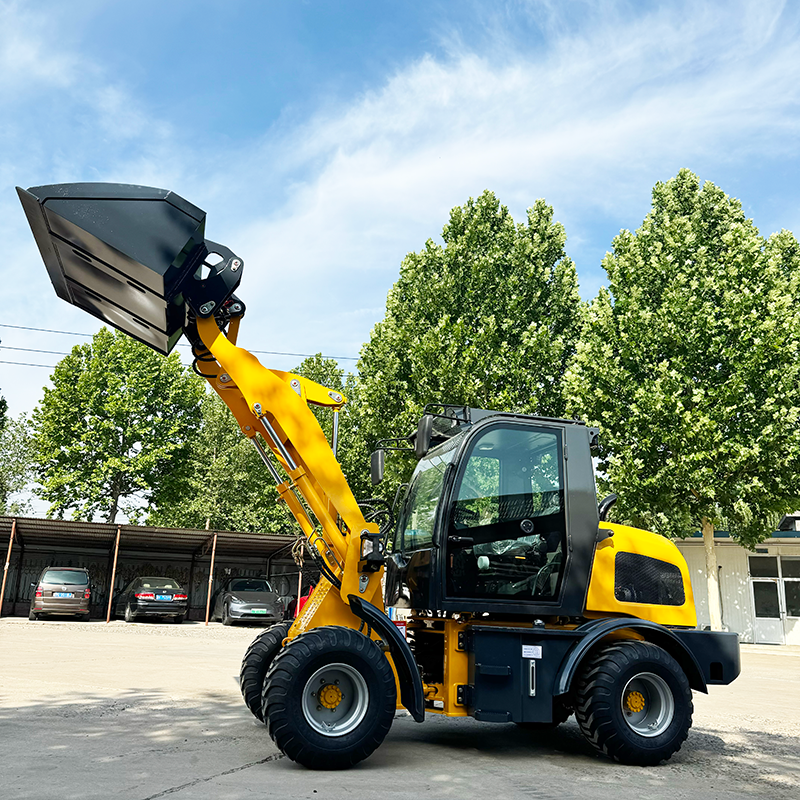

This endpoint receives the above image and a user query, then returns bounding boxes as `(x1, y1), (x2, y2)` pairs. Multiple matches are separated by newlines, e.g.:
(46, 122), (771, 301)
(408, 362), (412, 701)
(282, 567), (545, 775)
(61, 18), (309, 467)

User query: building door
(749, 556), (785, 645)
(780, 556), (800, 646)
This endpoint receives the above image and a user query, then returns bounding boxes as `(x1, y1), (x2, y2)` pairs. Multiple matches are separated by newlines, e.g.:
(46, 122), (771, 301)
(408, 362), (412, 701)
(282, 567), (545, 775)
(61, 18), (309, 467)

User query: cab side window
(447, 425), (566, 602)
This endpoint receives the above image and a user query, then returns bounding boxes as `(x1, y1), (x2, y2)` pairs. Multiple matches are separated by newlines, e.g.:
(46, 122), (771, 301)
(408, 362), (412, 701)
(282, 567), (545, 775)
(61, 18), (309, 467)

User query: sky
(2, 0), (800, 420)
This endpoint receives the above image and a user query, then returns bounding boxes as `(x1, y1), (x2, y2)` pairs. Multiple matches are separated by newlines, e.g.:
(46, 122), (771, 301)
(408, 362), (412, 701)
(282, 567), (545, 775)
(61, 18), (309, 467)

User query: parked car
(114, 576), (188, 623)
(211, 577), (283, 625)
(29, 566), (91, 621)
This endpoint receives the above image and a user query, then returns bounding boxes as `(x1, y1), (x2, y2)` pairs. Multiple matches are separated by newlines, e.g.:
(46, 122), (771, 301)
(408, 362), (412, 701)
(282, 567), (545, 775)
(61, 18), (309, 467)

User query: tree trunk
(702, 517), (723, 631)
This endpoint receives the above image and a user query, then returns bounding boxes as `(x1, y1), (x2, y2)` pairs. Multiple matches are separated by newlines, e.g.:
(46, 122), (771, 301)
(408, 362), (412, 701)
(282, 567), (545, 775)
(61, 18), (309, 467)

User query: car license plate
(156, 594), (172, 601)
(53, 592), (74, 598)
(252, 609), (268, 614)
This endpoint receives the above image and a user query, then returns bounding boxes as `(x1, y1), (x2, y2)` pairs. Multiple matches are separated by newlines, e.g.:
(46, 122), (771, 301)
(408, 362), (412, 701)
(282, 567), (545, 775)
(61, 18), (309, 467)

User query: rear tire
(173, 614), (185, 624)
(124, 604), (135, 623)
(79, 613), (91, 622)
(240, 621), (292, 721)
(263, 626), (396, 769)
(28, 609), (38, 621)
(574, 640), (692, 766)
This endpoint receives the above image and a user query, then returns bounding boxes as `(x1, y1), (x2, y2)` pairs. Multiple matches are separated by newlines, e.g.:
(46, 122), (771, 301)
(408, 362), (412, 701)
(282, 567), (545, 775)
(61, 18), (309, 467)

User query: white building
(674, 514), (800, 645)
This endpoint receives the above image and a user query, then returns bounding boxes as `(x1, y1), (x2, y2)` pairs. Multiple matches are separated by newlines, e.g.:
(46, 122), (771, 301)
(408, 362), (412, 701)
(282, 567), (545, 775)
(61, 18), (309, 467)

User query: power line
(0, 322), (359, 361)
(0, 360), (55, 368)
(1, 345), (72, 356)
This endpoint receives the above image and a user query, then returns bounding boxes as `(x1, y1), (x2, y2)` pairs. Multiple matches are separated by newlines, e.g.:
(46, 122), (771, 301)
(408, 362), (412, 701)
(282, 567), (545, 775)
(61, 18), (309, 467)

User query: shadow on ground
(1, 693), (797, 800)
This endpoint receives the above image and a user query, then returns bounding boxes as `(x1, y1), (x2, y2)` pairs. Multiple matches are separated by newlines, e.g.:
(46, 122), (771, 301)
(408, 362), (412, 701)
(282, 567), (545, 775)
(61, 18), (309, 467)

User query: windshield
(395, 436), (461, 551)
(230, 579), (272, 593)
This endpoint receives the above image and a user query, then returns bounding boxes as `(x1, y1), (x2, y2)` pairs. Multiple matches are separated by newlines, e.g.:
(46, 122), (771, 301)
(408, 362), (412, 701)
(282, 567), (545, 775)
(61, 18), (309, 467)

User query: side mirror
(415, 415), (433, 458)
(370, 449), (385, 485)
(598, 493), (618, 522)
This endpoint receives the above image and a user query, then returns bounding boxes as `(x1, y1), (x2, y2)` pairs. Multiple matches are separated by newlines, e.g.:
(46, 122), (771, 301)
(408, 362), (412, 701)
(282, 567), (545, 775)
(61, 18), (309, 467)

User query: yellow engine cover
(585, 523), (697, 627)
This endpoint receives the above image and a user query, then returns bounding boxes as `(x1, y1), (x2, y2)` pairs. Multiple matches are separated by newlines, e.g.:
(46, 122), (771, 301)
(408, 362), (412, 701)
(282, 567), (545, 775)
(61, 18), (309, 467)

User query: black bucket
(18, 182), (242, 354)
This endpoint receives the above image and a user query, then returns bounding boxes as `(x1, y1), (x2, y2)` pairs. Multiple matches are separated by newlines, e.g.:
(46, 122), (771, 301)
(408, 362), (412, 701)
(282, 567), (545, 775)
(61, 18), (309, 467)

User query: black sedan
(114, 576), (188, 623)
(211, 577), (283, 625)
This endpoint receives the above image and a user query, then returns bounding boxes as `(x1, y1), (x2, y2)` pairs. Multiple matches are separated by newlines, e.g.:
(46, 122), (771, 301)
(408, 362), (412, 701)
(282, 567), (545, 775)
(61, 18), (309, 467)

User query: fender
(348, 595), (425, 722)
(555, 617), (707, 696)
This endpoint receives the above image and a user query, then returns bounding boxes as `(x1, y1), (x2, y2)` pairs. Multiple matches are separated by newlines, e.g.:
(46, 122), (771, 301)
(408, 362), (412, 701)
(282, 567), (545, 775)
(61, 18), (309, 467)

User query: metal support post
(0, 518), (17, 618)
(105, 526), (121, 623)
(188, 554), (197, 621)
(12, 536), (26, 616)
(204, 532), (218, 626)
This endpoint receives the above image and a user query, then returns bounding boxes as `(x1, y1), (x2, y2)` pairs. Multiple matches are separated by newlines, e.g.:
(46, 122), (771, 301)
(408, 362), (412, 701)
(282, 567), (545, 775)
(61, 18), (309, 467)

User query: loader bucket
(17, 182), (243, 354)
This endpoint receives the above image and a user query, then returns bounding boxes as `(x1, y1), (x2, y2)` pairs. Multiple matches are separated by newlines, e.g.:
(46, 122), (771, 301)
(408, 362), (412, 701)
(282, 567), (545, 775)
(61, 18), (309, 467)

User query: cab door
(444, 423), (567, 608)
(385, 444), (456, 610)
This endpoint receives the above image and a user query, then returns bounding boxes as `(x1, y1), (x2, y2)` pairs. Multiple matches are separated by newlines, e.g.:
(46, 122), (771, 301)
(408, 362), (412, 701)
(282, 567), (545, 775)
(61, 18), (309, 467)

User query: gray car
(29, 566), (91, 620)
(211, 577), (283, 625)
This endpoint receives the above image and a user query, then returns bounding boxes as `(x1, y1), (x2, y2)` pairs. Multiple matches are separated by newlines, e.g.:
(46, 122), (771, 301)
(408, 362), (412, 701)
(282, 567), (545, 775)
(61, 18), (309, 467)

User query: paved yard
(0, 618), (798, 800)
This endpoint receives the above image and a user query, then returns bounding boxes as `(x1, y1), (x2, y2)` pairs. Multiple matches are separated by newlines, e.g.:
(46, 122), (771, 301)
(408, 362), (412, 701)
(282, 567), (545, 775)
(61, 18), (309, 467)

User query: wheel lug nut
(317, 705), (322, 711)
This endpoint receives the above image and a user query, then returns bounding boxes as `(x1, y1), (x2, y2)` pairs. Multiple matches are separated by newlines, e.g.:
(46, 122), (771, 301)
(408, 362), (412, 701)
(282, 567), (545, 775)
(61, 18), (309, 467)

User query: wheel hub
(319, 684), (343, 709)
(625, 690), (646, 714)
(620, 672), (675, 738)
(301, 662), (369, 737)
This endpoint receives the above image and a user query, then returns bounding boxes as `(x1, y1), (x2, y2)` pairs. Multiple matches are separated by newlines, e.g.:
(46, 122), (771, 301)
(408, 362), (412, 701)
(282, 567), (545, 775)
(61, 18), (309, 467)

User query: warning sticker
(522, 644), (542, 659)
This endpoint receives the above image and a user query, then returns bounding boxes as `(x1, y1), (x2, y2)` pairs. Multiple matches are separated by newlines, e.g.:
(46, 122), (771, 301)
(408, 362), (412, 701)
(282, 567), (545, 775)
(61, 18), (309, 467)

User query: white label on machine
(522, 644), (542, 659)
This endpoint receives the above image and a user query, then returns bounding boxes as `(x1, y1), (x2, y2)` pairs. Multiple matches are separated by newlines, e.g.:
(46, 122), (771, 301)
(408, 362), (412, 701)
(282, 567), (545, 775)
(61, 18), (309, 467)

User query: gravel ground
(0, 618), (798, 800)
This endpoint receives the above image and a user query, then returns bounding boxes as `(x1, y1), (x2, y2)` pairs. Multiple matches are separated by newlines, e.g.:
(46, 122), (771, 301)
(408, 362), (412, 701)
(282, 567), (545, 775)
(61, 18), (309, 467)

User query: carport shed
(0, 516), (316, 621)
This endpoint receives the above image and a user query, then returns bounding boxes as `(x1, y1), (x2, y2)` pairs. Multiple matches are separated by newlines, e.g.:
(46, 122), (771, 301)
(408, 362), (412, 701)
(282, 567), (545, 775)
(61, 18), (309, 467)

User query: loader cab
(385, 410), (601, 618)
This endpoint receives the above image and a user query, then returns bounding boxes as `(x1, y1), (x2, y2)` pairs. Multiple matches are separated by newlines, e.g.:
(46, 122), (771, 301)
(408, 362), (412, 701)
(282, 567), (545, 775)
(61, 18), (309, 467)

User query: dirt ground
(0, 618), (798, 800)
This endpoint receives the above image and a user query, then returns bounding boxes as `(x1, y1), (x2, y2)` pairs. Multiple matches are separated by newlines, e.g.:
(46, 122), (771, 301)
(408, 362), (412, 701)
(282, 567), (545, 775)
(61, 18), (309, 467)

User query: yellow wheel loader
(19, 182), (740, 769)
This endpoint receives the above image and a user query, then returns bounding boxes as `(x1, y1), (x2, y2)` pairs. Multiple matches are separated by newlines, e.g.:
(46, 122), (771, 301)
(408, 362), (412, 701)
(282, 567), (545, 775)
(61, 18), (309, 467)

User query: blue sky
(2, 0), (800, 418)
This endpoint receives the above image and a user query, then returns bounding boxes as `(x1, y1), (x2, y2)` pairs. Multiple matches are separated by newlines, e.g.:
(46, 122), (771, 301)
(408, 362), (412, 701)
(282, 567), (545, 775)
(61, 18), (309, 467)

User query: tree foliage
(0, 410), (34, 516)
(566, 169), (800, 548)
(350, 190), (582, 493)
(146, 390), (293, 532)
(31, 328), (204, 523)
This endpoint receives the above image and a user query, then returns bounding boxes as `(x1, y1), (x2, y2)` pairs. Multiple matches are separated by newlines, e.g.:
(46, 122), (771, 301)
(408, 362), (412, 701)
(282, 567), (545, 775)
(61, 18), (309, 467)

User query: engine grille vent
(614, 552), (685, 606)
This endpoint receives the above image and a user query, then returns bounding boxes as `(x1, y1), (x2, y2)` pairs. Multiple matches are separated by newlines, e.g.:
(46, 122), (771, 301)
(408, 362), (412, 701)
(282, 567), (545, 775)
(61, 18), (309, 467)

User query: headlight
(229, 595), (243, 604)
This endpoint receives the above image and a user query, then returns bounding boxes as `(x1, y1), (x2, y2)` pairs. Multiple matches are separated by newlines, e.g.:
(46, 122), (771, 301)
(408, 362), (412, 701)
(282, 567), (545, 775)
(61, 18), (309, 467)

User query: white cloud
(3, 0), (800, 419)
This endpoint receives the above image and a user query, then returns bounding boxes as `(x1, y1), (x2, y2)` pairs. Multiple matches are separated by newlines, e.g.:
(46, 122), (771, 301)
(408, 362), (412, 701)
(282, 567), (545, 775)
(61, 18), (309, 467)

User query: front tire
(263, 626), (396, 769)
(574, 641), (692, 766)
(124, 604), (135, 623)
(222, 603), (233, 626)
(240, 622), (292, 721)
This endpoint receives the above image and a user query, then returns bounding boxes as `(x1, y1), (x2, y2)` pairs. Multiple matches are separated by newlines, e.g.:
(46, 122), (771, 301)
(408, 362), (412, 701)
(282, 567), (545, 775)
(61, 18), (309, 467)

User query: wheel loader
(19, 182), (740, 769)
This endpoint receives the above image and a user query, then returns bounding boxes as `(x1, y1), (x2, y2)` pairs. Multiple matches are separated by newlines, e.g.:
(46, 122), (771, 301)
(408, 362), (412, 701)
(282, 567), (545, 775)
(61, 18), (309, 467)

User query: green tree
(31, 327), (204, 523)
(147, 390), (294, 532)
(566, 169), (800, 629)
(352, 190), (582, 494)
(0, 413), (34, 516)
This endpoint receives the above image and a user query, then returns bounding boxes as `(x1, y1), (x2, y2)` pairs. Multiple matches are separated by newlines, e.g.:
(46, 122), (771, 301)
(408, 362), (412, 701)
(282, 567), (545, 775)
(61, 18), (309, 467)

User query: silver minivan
(29, 566), (92, 620)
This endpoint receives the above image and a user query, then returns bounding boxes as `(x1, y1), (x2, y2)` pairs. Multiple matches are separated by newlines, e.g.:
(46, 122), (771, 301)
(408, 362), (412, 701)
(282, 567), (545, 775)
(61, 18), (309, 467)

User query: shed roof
(0, 515), (295, 558)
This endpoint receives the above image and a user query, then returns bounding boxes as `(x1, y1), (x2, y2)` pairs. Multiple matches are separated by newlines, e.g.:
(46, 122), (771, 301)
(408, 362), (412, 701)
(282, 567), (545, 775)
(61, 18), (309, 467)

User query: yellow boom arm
(194, 314), (384, 636)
